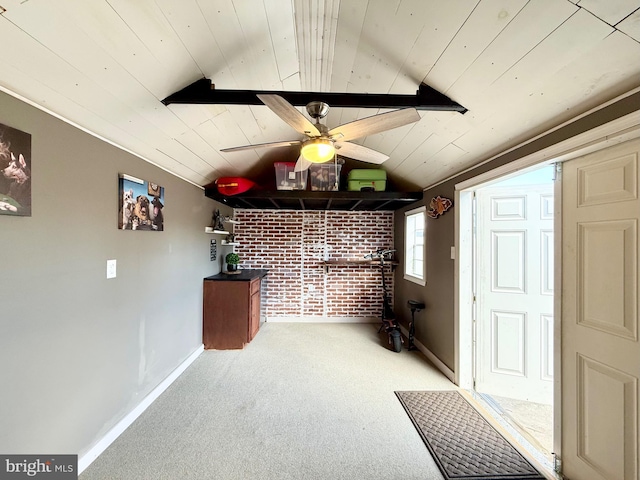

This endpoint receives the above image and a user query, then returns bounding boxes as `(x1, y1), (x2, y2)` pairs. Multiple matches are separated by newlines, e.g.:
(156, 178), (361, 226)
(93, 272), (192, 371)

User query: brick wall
(233, 210), (394, 321)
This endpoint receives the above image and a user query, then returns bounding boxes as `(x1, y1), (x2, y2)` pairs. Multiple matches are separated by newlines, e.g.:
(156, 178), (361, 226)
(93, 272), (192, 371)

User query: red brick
(234, 209), (394, 319)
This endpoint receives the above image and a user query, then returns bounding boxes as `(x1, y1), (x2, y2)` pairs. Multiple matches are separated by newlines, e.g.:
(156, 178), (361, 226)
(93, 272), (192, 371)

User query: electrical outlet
(106, 259), (117, 279)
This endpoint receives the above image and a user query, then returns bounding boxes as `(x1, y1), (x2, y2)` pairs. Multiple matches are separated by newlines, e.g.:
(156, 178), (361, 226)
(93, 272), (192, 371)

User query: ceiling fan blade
(294, 155), (313, 172)
(257, 94), (321, 137)
(221, 139), (302, 153)
(328, 108), (420, 142)
(335, 142), (389, 164)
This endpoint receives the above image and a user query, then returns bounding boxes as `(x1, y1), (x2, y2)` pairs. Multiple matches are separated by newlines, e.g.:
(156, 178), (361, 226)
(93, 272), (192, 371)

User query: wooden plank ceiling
(0, 0), (638, 190)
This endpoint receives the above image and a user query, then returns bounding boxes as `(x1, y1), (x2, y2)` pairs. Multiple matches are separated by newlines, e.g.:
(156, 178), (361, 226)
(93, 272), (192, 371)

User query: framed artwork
(0, 122), (32, 216)
(118, 174), (164, 231)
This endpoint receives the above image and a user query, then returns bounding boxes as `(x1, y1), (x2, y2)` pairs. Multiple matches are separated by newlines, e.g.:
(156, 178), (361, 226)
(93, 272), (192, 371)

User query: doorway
(453, 111), (640, 479)
(473, 166), (555, 466)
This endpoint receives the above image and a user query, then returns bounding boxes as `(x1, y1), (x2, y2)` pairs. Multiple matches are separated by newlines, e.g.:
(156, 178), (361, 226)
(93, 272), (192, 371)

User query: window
(404, 206), (426, 285)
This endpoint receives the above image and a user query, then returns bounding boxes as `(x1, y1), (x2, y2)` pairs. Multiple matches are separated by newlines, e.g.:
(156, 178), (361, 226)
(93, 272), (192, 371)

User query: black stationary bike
(365, 248), (402, 353)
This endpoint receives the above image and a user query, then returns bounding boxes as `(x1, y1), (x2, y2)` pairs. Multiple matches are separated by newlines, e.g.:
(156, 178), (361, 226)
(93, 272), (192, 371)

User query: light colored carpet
(80, 323), (455, 480)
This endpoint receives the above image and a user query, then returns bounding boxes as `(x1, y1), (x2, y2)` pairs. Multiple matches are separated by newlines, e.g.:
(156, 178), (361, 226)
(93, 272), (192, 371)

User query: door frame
(453, 109), (640, 465)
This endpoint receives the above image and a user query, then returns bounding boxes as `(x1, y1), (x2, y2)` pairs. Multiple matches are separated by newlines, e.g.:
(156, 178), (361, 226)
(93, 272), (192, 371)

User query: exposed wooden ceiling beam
(162, 78), (467, 113)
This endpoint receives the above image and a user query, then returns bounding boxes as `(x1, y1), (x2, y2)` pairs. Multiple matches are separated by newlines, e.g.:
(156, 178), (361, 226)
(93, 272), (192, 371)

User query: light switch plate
(107, 259), (117, 279)
(450, 246), (456, 260)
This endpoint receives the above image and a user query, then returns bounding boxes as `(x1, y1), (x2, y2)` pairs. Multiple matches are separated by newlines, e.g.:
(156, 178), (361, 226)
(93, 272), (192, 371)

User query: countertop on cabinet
(204, 269), (269, 282)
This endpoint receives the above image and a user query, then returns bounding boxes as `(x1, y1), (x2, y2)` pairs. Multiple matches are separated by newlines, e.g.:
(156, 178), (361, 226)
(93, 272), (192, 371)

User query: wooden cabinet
(203, 271), (266, 350)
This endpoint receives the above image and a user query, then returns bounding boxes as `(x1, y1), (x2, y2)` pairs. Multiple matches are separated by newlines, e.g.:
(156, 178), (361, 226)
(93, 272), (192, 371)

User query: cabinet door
(203, 281), (250, 349)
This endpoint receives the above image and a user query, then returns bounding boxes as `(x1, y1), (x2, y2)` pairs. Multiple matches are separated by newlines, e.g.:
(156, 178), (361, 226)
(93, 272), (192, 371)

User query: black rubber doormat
(395, 390), (545, 479)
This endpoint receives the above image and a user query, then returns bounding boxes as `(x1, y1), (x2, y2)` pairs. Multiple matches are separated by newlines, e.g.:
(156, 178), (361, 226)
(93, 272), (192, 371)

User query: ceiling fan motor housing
(306, 101), (330, 119)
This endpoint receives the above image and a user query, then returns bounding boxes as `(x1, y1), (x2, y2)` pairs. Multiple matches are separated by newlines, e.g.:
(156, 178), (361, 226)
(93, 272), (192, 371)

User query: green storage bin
(347, 169), (387, 191)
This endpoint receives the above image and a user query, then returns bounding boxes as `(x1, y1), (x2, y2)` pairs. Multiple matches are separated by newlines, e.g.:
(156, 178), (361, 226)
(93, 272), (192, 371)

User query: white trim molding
(0, 85), (203, 190)
(78, 345), (204, 474)
(455, 110), (640, 193)
(429, 87), (640, 192)
(400, 325), (455, 383)
(404, 206), (427, 286)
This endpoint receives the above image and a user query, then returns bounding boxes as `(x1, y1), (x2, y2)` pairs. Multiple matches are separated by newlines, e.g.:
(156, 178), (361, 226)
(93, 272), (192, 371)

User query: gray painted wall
(394, 92), (640, 371)
(0, 91), (230, 457)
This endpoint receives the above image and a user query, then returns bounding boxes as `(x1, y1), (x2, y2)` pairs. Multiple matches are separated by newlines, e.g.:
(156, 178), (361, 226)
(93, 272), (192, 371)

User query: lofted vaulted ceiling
(0, 0), (639, 191)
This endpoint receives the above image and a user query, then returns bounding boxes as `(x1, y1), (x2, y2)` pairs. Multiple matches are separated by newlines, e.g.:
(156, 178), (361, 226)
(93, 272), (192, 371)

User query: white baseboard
(78, 345), (204, 474)
(266, 316), (377, 323)
(399, 325), (455, 383)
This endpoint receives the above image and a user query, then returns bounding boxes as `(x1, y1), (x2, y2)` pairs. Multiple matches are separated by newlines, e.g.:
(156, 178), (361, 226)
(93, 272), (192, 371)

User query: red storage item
(215, 177), (255, 196)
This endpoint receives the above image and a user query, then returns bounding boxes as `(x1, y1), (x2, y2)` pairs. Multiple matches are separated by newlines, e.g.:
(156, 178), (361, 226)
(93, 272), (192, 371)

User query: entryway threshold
(466, 390), (559, 480)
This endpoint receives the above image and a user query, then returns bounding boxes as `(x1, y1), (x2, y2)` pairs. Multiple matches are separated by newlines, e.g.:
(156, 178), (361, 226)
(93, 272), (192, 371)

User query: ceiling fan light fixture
(301, 138), (335, 163)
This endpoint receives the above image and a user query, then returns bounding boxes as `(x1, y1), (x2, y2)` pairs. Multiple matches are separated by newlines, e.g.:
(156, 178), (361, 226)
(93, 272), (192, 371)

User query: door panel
(541, 194), (554, 219)
(492, 195), (526, 219)
(541, 314), (553, 382)
(577, 152), (637, 206)
(562, 138), (640, 480)
(578, 220), (638, 339)
(491, 310), (526, 376)
(541, 230), (554, 295)
(492, 230), (527, 293)
(476, 184), (553, 404)
(577, 354), (637, 480)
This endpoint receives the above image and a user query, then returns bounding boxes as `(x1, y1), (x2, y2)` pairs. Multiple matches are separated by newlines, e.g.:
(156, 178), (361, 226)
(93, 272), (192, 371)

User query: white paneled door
(562, 139), (639, 480)
(476, 183), (554, 405)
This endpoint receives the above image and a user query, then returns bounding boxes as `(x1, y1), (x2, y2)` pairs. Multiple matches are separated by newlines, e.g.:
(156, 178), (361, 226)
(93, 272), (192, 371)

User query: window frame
(404, 206), (426, 286)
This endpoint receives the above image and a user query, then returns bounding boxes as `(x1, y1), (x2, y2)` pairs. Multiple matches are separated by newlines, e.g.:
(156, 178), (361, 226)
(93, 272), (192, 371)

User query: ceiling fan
(220, 94), (421, 172)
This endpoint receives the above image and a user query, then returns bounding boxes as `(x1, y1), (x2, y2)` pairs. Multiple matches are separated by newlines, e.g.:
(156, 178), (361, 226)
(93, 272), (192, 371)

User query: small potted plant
(225, 252), (240, 272)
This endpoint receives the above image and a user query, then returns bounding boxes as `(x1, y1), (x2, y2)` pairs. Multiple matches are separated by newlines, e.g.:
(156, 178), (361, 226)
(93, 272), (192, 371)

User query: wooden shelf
(321, 259), (398, 273)
(205, 189), (422, 211)
(322, 259), (398, 265)
(205, 228), (230, 234)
